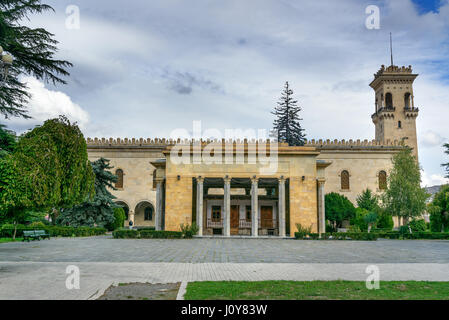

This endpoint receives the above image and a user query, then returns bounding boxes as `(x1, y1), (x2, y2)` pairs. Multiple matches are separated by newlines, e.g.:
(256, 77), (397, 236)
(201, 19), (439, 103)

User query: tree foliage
(428, 184), (449, 232)
(272, 81), (306, 146)
(0, 116), (94, 222)
(58, 158), (117, 228)
(0, 124), (16, 157)
(0, 0), (72, 118)
(325, 192), (356, 228)
(356, 188), (379, 212)
(382, 147), (428, 222)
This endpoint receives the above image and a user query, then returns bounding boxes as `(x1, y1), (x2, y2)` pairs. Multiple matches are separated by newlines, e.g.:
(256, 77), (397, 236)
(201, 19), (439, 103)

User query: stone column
(155, 179), (163, 231)
(223, 176), (231, 237)
(278, 176), (286, 237)
(196, 177), (204, 236)
(251, 177), (259, 237)
(317, 178), (326, 237)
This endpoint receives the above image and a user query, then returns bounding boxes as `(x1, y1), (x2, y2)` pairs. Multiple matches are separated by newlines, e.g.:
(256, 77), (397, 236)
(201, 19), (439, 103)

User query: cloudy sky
(3, 0), (449, 186)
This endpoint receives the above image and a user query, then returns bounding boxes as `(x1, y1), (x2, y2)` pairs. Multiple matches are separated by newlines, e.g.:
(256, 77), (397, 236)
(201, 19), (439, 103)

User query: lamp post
(0, 46), (13, 87)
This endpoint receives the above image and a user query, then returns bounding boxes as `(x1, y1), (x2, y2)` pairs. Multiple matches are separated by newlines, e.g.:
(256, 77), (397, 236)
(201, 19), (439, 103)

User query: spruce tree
(272, 81), (306, 146)
(58, 158), (117, 227)
(356, 189), (379, 212)
(0, 0), (72, 118)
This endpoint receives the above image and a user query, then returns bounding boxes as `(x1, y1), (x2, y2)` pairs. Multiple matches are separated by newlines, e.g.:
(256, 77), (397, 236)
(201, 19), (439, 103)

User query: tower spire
(390, 32), (394, 66)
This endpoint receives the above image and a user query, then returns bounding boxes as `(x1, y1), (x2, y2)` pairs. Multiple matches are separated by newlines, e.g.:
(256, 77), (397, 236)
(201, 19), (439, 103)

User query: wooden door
(230, 205), (239, 235)
(260, 206), (273, 228)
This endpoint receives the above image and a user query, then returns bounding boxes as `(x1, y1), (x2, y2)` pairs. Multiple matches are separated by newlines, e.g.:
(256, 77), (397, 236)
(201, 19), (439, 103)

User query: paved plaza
(2, 235), (449, 263)
(1, 236), (449, 299)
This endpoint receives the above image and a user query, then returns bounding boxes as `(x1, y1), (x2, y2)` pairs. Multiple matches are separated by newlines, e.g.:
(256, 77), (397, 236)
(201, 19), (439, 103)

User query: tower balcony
(404, 106), (419, 118)
(371, 106), (396, 122)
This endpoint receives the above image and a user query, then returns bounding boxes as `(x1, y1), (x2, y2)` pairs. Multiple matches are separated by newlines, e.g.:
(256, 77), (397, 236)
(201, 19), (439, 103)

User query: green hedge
(0, 225), (107, 238)
(294, 232), (378, 241)
(112, 228), (183, 239)
(375, 231), (449, 240)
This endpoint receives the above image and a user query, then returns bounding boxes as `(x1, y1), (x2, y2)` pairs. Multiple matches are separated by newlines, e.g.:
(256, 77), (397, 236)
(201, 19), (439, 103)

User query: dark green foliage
(356, 189), (379, 211)
(58, 158), (117, 228)
(383, 147), (429, 221)
(350, 208), (369, 232)
(325, 192), (356, 228)
(376, 211), (394, 230)
(408, 219), (427, 232)
(0, 0), (72, 118)
(0, 116), (94, 223)
(106, 207), (126, 231)
(112, 228), (183, 239)
(428, 184), (449, 232)
(0, 124), (16, 157)
(272, 81), (306, 146)
(294, 232), (378, 241)
(0, 224), (106, 237)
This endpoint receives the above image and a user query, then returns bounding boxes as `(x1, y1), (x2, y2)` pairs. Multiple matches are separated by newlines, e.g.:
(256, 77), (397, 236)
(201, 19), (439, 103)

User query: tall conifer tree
(272, 81), (306, 146)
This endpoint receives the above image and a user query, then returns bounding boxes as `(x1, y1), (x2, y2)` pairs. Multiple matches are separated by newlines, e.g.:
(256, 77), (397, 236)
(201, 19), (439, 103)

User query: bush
(180, 223), (199, 238)
(106, 207), (126, 231)
(295, 223), (313, 239)
(376, 212), (394, 230)
(325, 192), (356, 229)
(111, 228), (183, 239)
(112, 228), (139, 239)
(399, 225), (411, 234)
(0, 225), (106, 237)
(140, 230), (183, 239)
(295, 232), (377, 241)
(350, 208), (369, 232)
(409, 219), (427, 232)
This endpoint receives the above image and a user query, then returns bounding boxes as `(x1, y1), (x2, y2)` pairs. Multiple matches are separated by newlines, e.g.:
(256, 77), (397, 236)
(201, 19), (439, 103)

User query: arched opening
(398, 121), (402, 128)
(135, 201), (155, 226)
(379, 171), (387, 190)
(341, 170), (350, 190)
(115, 201), (129, 221)
(404, 92), (411, 109)
(115, 169), (124, 189)
(385, 92), (393, 108)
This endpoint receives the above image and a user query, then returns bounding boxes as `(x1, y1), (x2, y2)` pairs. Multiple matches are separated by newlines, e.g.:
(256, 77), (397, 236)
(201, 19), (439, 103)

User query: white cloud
(421, 169), (449, 187)
(5, 77), (89, 132)
(420, 130), (446, 148)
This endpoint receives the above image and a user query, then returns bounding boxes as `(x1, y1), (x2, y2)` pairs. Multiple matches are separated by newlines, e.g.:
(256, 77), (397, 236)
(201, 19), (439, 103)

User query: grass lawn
(185, 280), (449, 300)
(0, 237), (23, 243)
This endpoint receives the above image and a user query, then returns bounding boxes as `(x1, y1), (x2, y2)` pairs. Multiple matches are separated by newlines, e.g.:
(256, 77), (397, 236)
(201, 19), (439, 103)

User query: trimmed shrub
(106, 207), (126, 231)
(140, 230), (183, 239)
(295, 232), (378, 241)
(180, 223), (199, 238)
(112, 228), (139, 239)
(0, 225), (106, 237)
(376, 212), (394, 230)
(409, 219), (427, 232)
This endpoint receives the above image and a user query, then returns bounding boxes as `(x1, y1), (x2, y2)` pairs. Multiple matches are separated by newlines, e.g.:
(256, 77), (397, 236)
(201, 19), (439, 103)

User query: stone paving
(1, 236), (449, 299)
(1, 235), (449, 263)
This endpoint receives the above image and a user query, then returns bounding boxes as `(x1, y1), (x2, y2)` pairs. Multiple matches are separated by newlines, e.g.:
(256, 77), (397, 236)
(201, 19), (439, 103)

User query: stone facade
(86, 64), (419, 237)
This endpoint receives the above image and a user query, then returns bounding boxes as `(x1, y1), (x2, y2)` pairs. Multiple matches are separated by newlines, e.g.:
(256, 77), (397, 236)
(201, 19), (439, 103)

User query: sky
(2, 0), (449, 187)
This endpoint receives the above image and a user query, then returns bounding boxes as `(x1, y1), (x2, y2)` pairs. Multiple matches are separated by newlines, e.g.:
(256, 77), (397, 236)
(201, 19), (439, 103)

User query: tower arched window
(404, 92), (411, 109)
(379, 171), (387, 190)
(385, 93), (393, 108)
(398, 121), (402, 128)
(341, 170), (350, 190)
(115, 169), (124, 189)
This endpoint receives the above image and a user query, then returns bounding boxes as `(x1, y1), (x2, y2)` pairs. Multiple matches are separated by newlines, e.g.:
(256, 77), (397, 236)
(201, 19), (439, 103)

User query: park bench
(22, 230), (50, 242)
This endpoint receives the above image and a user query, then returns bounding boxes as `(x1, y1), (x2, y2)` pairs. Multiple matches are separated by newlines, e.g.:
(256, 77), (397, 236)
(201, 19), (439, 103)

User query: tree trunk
(13, 221), (17, 240)
(368, 224), (372, 233)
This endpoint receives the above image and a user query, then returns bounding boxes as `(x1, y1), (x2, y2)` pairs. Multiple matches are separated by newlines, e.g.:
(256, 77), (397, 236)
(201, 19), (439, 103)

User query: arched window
(115, 169), (124, 188)
(398, 121), (402, 128)
(341, 170), (350, 190)
(144, 206), (153, 221)
(379, 171), (387, 190)
(404, 92), (411, 109)
(385, 93), (393, 108)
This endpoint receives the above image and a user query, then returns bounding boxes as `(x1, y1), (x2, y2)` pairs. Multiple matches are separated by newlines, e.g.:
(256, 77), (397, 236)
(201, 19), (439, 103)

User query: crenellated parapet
(374, 64), (413, 79)
(86, 137), (291, 147)
(305, 138), (403, 149)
